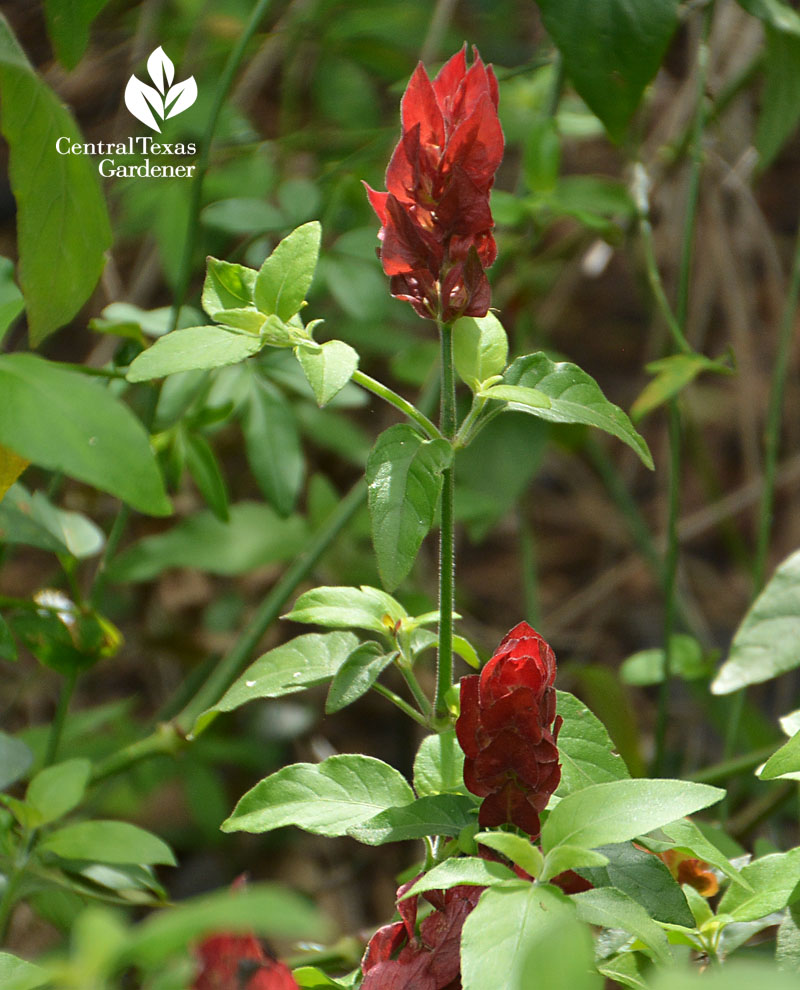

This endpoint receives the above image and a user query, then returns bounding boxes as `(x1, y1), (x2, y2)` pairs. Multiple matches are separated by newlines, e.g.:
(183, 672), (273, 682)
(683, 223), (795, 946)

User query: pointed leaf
(296, 340), (359, 406)
(712, 549), (800, 693)
(26, 758), (91, 825)
(541, 779), (725, 853)
(460, 882), (576, 990)
(541, 845), (609, 881)
(760, 729), (800, 779)
(481, 383), (551, 409)
(127, 326), (263, 382)
(254, 221), (321, 321)
(413, 730), (467, 797)
(401, 858), (516, 899)
(222, 754), (415, 836)
(572, 887), (672, 963)
(366, 424), (453, 590)
(0, 15), (111, 344)
(202, 258), (257, 318)
(346, 793), (476, 845)
(536, 0), (679, 142)
(453, 312), (508, 389)
(242, 381), (303, 516)
(473, 831), (545, 879)
(0, 354), (170, 516)
(325, 642), (396, 713)
(40, 820), (176, 866)
(556, 689), (630, 795)
(719, 848), (800, 922)
(632, 353), (732, 421)
(283, 585), (407, 635)
(0, 952), (48, 990)
(504, 353), (653, 468)
(184, 431), (229, 522)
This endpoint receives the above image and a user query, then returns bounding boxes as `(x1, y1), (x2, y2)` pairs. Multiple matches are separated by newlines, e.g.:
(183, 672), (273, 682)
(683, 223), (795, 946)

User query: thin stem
(91, 721), (185, 784)
(90, 503), (132, 609)
(170, 0), (274, 333)
(397, 660), (433, 717)
(653, 402), (682, 776)
(372, 682), (429, 727)
(754, 220), (800, 590)
(517, 500), (540, 629)
(44, 669), (78, 767)
(453, 394), (487, 449)
(688, 743), (778, 785)
(176, 480), (365, 733)
(351, 370), (443, 440)
(58, 363), (129, 379)
(435, 321), (456, 719)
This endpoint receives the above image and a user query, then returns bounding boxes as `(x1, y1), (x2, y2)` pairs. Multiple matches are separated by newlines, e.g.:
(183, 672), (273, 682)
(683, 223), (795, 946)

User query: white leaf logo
(124, 47), (197, 132)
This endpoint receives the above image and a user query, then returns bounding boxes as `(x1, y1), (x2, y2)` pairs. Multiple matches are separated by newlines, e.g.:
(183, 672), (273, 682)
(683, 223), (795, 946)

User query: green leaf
(202, 257), (257, 318)
(777, 906), (800, 973)
(737, 0), (800, 37)
(107, 502), (307, 581)
(718, 848), (800, 922)
(711, 548), (800, 693)
(0, 257), (23, 345)
(541, 779), (725, 853)
(347, 793), (477, 845)
(366, 424), (452, 591)
(201, 631), (360, 730)
(473, 831), (545, 879)
(481, 383), (551, 409)
(201, 199), (285, 236)
(631, 353), (732, 421)
(757, 28), (800, 168)
(184, 431), (229, 522)
(254, 221), (321, 321)
(535, 0), (679, 143)
(126, 326), (263, 382)
(222, 754), (415, 837)
(541, 845), (609, 882)
(620, 635), (713, 686)
(453, 312), (509, 389)
(26, 757), (90, 825)
(243, 379), (303, 516)
(0, 952), (48, 990)
(118, 884), (328, 968)
(325, 642), (396, 713)
(519, 913), (602, 990)
(577, 841), (694, 927)
(658, 818), (751, 889)
(43, 0), (110, 68)
(556, 689), (630, 795)
(413, 730), (467, 797)
(460, 882), (576, 990)
(401, 857), (516, 899)
(0, 731), (33, 790)
(504, 353), (653, 468)
(40, 820), (176, 866)
(293, 966), (350, 989)
(0, 15), (111, 344)
(597, 952), (647, 990)
(0, 485), (104, 558)
(0, 354), (170, 516)
(652, 960), (800, 990)
(296, 340), (359, 406)
(0, 615), (16, 662)
(572, 887), (671, 963)
(283, 585), (407, 635)
(760, 729), (800, 779)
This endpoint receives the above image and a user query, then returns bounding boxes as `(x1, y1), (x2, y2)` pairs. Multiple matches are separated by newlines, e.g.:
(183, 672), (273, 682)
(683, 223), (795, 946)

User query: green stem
(372, 682), (429, 727)
(176, 480), (365, 733)
(397, 659), (433, 717)
(90, 503), (131, 609)
(453, 394), (487, 449)
(688, 743), (778, 785)
(91, 721), (185, 784)
(169, 0), (274, 333)
(517, 500), (540, 629)
(435, 322), (456, 719)
(351, 370), (443, 440)
(44, 668), (78, 767)
(58, 363), (128, 379)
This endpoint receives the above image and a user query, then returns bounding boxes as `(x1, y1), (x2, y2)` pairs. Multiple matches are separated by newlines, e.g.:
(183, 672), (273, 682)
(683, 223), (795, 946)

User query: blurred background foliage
(1, 0), (800, 961)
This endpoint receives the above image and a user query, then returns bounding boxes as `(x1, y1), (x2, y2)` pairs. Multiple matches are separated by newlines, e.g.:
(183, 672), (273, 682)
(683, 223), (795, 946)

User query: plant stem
(435, 321), (456, 719)
(688, 743), (778, 785)
(44, 668), (78, 767)
(176, 479), (365, 733)
(397, 659), (433, 718)
(169, 0), (274, 333)
(372, 682), (429, 727)
(351, 370), (443, 440)
(453, 394), (487, 449)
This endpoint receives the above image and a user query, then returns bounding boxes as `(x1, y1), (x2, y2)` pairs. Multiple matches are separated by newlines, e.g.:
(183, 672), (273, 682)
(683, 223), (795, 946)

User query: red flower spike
(366, 46), (504, 321)
(456, 621), (563, 838)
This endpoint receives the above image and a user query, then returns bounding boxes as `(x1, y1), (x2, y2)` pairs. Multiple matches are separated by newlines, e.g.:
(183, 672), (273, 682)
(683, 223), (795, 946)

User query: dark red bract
(456, 621), (562, 838)
(365, 45), (504, 322)
(361, 878), (484, 990)
(193, 933), (299, 990)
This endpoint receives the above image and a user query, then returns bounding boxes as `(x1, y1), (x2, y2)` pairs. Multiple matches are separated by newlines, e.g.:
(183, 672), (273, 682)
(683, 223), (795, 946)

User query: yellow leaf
(0, 444), (29, 501)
